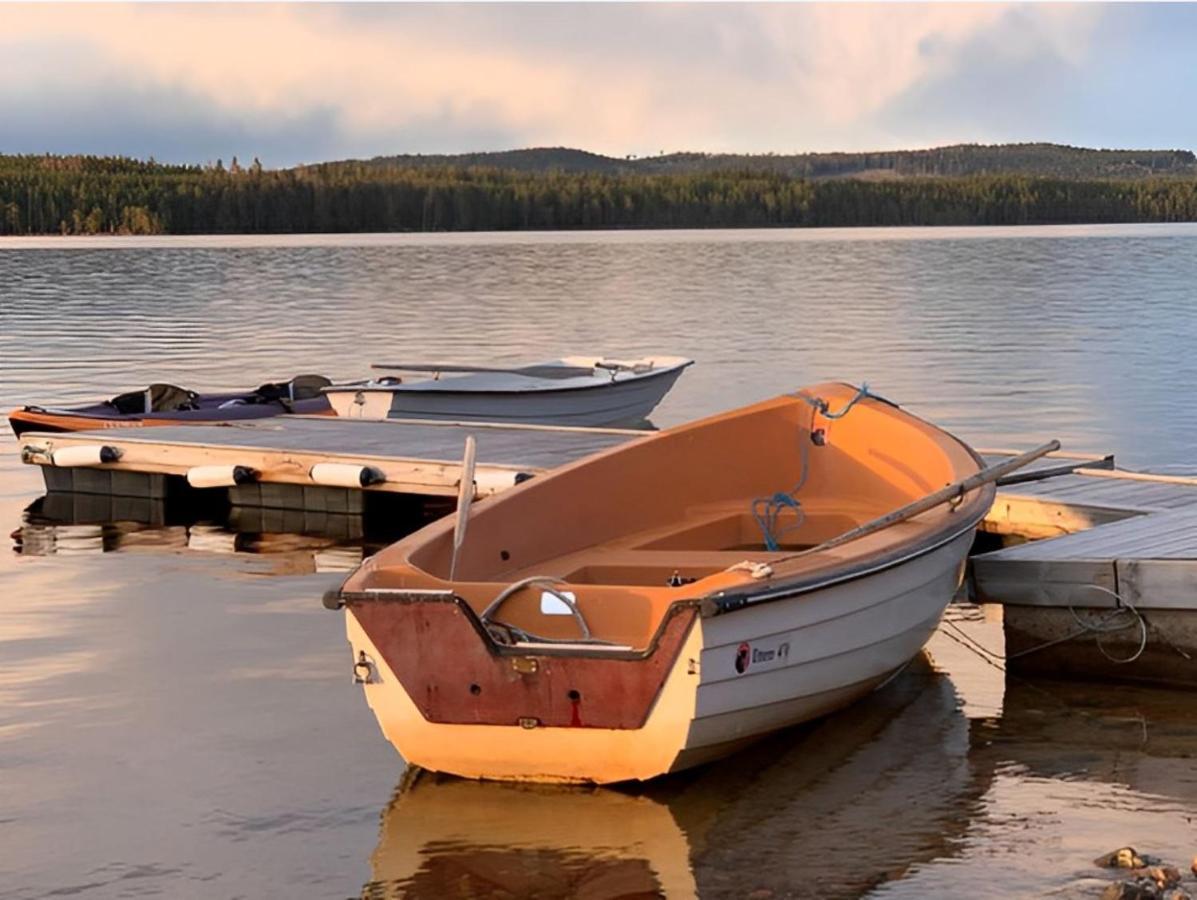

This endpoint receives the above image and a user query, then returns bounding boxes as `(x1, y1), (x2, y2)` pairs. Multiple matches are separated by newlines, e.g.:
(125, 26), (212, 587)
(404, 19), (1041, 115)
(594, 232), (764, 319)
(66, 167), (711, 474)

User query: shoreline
(3, 220), (1197, 250)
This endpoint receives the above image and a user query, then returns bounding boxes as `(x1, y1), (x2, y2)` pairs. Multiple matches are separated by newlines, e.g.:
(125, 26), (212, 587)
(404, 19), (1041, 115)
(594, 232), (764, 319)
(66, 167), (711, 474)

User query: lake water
(3, 225), (1197, 899)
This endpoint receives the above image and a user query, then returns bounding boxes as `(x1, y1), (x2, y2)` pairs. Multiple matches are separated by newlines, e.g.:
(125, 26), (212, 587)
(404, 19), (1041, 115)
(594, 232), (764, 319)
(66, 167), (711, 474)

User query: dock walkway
(17, 416), (643, 510)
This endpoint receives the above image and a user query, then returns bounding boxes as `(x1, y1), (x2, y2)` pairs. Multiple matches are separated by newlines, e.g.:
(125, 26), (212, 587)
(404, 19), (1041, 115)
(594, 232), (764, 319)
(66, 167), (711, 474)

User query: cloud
(877, 4), (1196, 150)
(0, 3), (1189, 165)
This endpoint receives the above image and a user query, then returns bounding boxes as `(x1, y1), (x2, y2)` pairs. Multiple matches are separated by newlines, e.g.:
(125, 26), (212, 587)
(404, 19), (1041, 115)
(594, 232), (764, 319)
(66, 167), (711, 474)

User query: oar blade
(449, 435), (477, 581)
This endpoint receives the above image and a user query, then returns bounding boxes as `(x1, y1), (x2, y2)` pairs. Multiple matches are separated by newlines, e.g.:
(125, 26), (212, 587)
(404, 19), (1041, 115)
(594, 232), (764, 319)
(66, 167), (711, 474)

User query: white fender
(473, 468), (529, 496)
(309, 463), (386, 488)
(50, 445), (122, 467)
(186, 465), (258, 488)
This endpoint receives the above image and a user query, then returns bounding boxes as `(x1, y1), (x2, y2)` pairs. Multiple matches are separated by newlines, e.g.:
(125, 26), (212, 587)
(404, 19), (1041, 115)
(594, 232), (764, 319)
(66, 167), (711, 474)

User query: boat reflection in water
(360, 660), (994, 899)
(367, 778), (696, 898)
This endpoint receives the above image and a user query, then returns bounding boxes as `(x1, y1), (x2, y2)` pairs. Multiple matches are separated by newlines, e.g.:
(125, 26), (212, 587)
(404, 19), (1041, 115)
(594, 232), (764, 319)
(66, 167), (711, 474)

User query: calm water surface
(2, 225), (1197, 899)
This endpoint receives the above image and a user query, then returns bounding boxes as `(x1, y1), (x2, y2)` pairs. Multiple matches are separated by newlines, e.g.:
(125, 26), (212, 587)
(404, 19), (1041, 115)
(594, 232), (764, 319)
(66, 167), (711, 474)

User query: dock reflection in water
(11, 490), (432, 573)
(361, 662), (990, 899)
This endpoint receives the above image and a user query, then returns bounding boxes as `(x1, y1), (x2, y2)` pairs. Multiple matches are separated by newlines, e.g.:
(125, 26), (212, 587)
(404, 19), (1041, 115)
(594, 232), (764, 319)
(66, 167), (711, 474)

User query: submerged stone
(1095, 848), (1147, 869)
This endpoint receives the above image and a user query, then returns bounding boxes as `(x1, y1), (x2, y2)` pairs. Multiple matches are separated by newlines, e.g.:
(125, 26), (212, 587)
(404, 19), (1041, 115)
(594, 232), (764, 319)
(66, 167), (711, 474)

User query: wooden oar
(371, 362), (597, 380)
(770, 440), (1061, 565)
(448, 435), (477, 582)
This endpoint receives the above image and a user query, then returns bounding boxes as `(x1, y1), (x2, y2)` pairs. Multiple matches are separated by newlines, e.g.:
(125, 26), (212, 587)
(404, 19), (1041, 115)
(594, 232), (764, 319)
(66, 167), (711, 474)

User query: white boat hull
(681, 532), (969, 763)
(326, 357), (691, 427)
(342, 529), (971, 783)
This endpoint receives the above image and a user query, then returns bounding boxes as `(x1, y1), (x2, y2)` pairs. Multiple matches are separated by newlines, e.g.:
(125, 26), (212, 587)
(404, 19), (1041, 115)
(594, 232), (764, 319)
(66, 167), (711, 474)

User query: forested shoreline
(4, 150), (1197, 235)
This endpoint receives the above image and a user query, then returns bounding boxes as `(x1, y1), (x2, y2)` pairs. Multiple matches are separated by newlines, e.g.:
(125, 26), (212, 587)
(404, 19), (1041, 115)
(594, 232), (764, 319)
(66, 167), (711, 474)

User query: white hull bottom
(344, 531), (970, 784)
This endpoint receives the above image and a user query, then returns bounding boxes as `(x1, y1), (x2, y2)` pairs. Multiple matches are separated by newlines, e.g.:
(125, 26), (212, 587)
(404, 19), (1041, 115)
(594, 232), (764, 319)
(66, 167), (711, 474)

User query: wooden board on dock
(18, 416), (644, 500)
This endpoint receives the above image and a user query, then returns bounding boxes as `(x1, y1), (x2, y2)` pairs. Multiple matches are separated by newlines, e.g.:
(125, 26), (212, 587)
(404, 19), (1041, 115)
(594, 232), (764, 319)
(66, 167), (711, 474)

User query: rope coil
(752, 384), (872, 551)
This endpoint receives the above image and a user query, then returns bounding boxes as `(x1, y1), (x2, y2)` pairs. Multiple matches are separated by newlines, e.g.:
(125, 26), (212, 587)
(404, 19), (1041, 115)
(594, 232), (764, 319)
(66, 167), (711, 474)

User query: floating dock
(17, 416), (644, 511)
(14, 420), (1197, 685)
(974, 456), (1197, 686)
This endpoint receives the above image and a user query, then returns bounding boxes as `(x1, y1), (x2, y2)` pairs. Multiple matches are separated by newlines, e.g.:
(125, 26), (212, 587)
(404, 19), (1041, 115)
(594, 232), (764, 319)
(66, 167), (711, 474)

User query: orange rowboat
(327, 383), (1053, 784)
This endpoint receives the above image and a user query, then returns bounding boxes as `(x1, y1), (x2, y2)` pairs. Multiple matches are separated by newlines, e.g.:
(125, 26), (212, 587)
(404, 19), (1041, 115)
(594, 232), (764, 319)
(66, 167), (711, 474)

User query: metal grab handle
(479, 575), (592, 641)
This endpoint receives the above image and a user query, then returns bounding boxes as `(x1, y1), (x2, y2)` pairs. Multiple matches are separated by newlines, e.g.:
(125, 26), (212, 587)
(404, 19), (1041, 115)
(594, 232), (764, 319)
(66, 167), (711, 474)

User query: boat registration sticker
(540, 590), (577, 616)
(733, 639), (791, 675)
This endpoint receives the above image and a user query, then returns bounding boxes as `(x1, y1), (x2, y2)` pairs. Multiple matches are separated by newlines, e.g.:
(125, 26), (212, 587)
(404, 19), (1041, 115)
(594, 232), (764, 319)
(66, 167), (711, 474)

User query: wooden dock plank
(976, 508), (1197, 561)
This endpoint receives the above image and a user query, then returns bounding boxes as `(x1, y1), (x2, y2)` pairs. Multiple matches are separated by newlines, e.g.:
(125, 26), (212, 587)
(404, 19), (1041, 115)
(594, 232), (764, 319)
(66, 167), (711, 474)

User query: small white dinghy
(324, 356), (692, 427)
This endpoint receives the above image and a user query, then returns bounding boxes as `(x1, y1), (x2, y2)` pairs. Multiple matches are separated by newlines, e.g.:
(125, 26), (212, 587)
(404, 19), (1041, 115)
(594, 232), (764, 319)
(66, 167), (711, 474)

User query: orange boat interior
(350, 384), (985, 651)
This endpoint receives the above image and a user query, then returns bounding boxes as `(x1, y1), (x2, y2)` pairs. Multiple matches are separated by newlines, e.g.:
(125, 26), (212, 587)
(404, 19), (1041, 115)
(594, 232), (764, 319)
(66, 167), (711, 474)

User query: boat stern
(337, 590), (704, 784)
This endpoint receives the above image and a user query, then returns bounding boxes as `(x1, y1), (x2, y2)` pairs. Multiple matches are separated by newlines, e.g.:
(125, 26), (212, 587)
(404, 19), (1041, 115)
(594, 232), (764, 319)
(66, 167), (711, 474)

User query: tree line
(3, 153), (1197, 235)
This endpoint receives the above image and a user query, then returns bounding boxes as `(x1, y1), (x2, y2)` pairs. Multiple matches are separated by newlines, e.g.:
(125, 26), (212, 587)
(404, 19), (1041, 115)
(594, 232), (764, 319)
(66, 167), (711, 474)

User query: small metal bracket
(511, 657), (539, 675)
(353, 650), (375, 684)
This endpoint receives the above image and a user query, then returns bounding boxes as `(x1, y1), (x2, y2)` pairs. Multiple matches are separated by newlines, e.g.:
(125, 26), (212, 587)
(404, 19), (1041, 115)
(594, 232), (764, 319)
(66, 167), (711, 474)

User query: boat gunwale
(701, 508), (985, 616)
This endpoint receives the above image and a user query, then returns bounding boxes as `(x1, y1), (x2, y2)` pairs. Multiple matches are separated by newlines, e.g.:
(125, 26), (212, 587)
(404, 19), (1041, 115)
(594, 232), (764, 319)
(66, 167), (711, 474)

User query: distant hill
(344, 143), (1197, 180)
(346, 147), (621, 174)
(6, 143), (1197, 235)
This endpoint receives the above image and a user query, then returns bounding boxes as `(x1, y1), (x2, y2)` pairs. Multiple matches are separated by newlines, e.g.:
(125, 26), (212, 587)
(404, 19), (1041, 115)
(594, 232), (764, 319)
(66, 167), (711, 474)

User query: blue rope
(807, 382), (873, 419)
(752, 492), (805, 552)
(753, 383), (872, 551)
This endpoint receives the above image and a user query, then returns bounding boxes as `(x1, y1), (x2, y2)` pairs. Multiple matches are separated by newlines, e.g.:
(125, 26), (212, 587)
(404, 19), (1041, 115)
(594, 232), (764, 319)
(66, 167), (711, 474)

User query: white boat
(326, 383), (1053, 783)
(323, 355), (692, 427)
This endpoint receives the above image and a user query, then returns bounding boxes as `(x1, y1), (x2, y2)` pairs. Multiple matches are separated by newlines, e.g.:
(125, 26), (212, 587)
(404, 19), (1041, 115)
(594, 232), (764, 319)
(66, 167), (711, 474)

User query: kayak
(8, 375), (333, 437)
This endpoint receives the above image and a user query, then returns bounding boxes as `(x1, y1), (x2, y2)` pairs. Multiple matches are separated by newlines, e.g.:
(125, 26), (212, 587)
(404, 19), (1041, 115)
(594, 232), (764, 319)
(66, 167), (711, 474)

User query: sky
(2, 3), (1196, 168)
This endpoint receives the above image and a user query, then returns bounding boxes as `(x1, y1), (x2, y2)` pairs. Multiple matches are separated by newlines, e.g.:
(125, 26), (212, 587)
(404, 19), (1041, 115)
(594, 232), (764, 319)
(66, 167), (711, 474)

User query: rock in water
(1095, 848), (1148, 869)
(1145, 867), (1182, 889)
